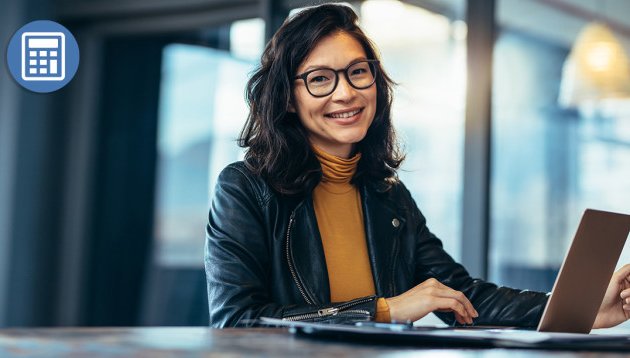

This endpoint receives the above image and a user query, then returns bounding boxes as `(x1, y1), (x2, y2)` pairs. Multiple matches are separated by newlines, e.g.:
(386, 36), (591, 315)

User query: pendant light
(558, 22), (630, 108)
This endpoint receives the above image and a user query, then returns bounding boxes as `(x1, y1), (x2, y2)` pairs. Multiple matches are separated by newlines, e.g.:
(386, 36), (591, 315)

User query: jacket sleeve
(405, 189), (549, 328)
(205, 164), (378, 328)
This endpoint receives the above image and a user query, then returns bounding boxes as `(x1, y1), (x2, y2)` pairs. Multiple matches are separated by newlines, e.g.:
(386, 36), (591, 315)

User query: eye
(349, 62), (372, 77)
(309, 75), (330, 84)
(306, 69), (335, 85)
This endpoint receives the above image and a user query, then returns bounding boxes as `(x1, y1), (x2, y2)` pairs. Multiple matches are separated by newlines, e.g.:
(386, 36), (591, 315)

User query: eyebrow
(301, 56), (368, 73)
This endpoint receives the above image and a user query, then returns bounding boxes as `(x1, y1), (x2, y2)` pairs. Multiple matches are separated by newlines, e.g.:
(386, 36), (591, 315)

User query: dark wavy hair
(239, 3), (404, 195)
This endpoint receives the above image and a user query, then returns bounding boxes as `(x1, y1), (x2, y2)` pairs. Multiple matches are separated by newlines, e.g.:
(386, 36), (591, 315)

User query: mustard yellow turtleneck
(311, 145), (390, 322)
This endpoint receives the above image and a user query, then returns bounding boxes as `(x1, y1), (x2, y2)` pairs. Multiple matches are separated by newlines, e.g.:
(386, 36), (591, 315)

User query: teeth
(328, 109), (360, 118)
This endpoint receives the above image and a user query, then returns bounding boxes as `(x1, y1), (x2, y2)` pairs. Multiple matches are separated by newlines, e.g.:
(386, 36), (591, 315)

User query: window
(152, 19), (264, 267)
(143, 19), (264, 325)
(360, 0), (467, 260)
(490, 0), (630, 294)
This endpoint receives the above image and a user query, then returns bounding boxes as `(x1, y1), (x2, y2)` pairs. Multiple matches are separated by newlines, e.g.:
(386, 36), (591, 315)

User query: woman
(205, 3), (630, 328)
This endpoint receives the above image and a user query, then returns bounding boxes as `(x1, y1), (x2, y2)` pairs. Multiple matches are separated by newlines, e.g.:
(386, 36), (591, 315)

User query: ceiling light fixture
(558, 22), (630, 108)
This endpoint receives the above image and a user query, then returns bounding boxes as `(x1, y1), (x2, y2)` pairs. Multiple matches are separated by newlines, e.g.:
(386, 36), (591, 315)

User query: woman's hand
(593, 264), (630, 329)
(385, 278), (478, 324)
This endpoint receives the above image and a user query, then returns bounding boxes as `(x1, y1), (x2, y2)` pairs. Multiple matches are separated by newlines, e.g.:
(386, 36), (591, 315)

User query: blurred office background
(1, 0), (629, 327)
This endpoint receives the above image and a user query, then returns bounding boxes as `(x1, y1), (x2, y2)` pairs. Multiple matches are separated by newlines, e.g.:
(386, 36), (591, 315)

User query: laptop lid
(537, 209), (630, 333)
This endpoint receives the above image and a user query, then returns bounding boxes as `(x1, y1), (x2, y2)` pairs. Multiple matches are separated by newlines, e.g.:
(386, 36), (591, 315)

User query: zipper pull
(318, 307), (339, 317)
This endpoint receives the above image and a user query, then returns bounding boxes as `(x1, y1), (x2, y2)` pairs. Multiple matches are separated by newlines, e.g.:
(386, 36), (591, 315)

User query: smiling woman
(289, 32), (378, 158)
(237, 4), (401, 196)
(204, 3), (630, 330)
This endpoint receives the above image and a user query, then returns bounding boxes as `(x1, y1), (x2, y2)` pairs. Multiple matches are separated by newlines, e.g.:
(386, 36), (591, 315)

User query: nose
(331, 73), (356, 101)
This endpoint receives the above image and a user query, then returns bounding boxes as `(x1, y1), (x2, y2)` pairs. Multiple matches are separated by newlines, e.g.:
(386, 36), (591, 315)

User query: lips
(325, 108), (363, 119)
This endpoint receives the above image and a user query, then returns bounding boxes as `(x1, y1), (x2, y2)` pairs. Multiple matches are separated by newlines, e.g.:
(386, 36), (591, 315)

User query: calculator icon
(21, 32), (65, 81)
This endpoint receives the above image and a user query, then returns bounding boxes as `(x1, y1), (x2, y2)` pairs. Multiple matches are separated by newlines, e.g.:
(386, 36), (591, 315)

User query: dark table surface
(0, 326), (629, 357)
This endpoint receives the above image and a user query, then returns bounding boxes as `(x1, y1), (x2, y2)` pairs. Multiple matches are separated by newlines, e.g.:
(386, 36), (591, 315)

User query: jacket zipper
(285, 211), (314, 305)
(389, 233), (399, 295)
(283, 296), (374, 321)
(335, 295), (374, 311)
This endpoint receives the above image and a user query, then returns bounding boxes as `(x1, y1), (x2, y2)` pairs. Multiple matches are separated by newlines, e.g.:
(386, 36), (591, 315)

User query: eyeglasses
(294, 60), (379, 98)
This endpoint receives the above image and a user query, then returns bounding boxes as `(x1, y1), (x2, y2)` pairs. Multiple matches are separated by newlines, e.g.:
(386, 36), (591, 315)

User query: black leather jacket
(205, 161), (549, 328)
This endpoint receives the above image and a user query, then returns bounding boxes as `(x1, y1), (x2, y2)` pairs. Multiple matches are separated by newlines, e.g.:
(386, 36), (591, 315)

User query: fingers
(421, 279), (479, 319)
(449, 290), (479, 319)
(434, 297), (476, 324)
(623, 291), (630, 311)
(614, 264), (630, 282)
(434, 297), (469, 324)
(454, 312), (470, 325)
(389, 278), (479, 324)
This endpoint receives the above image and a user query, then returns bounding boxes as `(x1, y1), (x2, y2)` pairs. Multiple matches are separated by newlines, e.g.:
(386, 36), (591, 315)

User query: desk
(0, 327), (628, 357)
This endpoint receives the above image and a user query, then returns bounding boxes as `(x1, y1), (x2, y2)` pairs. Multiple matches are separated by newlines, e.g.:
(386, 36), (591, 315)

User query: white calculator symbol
(21, 32), (65, 81)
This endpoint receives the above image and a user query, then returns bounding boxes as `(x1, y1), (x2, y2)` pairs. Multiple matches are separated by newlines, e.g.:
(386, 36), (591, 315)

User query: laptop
(260, 209), (630, 348)
(537, 209), (630, 333)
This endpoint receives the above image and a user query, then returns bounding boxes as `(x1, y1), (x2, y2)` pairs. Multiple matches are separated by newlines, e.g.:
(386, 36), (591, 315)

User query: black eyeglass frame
(293, 59), (380, 98)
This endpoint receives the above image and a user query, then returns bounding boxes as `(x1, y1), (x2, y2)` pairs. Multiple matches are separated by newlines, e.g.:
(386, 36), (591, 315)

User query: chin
(338, 129), (369, 144)
(333, 137), (363, 147)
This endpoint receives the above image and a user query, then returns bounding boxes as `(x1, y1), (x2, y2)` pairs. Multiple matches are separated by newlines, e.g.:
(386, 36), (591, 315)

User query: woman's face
(291, 31), (377, 158)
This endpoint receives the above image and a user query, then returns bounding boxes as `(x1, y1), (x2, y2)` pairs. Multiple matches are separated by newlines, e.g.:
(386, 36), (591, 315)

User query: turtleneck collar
(312, 144), (361, 186)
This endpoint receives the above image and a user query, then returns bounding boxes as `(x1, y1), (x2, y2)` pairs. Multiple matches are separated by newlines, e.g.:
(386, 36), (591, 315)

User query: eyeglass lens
(306, 61), (376, 96)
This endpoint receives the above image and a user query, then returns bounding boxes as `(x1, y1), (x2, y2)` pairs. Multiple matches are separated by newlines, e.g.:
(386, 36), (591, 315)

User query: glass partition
(490, 0), (630, 294)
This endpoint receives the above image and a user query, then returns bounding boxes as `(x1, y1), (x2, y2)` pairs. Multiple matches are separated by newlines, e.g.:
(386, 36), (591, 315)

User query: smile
(325, 108), (363, 119)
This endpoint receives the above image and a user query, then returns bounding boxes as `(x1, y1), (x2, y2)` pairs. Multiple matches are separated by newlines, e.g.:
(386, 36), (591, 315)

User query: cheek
(369, 88), (378, 106)
(362, 86), (377, 109)
(299, 98), (327, 120)
(366, 89), (378, 117)
(295, 100), (326, 130)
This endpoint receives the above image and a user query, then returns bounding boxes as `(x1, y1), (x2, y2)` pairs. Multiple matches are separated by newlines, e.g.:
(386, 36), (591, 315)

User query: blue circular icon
(6, 20), (80, 93)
